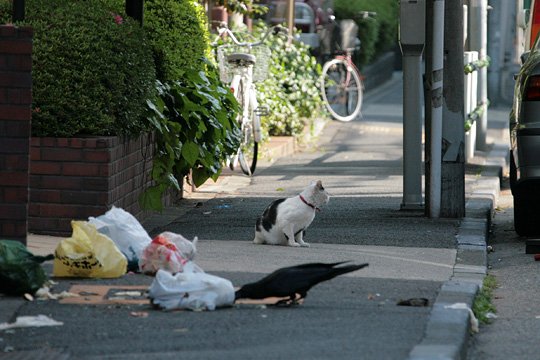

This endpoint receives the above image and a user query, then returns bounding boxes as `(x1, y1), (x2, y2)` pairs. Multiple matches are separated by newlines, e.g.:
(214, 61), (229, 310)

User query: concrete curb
(409, 142), (507, 360)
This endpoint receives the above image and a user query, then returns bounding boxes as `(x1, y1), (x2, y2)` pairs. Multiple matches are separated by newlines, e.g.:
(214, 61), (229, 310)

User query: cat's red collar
(299, 195), (321, 212)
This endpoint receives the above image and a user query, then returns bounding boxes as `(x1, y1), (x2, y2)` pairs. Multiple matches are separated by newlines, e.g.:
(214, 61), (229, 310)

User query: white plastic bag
(139, 232), (199, 275)
(89, 207), (151, 271)
(148, 269), (235, 311)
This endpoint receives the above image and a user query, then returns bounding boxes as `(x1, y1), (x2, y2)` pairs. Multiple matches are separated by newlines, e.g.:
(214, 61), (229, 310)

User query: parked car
(510, 30), (540, 236)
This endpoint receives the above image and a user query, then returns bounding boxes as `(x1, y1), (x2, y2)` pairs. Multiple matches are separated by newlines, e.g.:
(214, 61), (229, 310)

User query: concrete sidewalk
(3, 71), (508, 359)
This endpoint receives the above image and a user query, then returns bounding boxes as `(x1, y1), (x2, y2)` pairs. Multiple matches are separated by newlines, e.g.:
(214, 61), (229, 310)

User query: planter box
(29, 135), (172, 236)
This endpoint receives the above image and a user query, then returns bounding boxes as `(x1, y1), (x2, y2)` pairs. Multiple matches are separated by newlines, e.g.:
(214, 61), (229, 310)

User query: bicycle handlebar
(329, 11), (377, 22)
(358, 11), (377, 19)
(216, 23), (288, 47)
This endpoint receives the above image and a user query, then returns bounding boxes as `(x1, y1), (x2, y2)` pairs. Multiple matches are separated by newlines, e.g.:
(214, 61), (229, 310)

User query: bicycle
(215, 24), (287, 176)
(320, 12), (376, 122)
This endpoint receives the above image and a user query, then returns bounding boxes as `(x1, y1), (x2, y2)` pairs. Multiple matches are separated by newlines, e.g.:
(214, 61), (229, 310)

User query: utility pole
(425, 0), (444, 218)
(441, 0), (465, 218)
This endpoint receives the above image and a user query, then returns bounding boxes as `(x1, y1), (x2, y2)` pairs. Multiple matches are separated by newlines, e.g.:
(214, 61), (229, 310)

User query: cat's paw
(299, 242), (310, 248)
(288, 242), (301, 247)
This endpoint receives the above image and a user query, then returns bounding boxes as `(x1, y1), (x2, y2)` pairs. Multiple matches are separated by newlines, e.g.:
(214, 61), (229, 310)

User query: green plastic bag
(0, 240), (53, 295)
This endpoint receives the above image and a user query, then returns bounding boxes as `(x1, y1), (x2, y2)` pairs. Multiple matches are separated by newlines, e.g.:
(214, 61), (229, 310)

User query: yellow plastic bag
(53, 221), (127, 278)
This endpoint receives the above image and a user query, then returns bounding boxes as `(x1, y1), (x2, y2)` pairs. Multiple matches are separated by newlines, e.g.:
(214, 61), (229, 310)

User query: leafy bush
(142, 59), (241, 211)
(256, 22), (325, 136)
(0, 1), (11, 23)
(214, 0), (267, 16)
(143, 0), (211, 82)
(334, 0), (398, 68)
(5, 0), (156, 137)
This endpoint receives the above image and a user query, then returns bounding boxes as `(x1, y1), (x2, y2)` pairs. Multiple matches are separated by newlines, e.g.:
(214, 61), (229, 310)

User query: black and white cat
(253, 180), (330, 247)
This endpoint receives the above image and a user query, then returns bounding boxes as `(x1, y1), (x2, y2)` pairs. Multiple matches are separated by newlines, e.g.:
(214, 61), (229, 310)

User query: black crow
(235, 261), (369, 305)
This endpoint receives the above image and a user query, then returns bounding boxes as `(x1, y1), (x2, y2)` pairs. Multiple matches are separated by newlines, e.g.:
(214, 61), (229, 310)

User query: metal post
(286, 0), (295, 43)
(469, 0), (488, 151)
(400, 0), (426, 211)
(429, 0), (444, 218)
(464, 51), (478, 161)
(401, 55), (424, 210)
(441, 0), (465, 218)
(12, 0), (25, 22)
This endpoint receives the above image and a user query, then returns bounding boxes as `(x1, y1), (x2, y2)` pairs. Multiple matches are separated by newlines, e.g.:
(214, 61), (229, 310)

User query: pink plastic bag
(139, 232), (200, 274)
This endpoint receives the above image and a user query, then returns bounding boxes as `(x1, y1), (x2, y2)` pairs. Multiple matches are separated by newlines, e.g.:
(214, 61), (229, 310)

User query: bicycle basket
(339, 19), (359, 50)
(216, 44), (271, 83)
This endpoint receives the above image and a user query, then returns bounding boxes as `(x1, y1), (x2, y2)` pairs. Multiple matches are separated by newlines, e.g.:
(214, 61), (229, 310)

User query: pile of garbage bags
(1, 206), (234, 311)
(66, 207), (235, 311)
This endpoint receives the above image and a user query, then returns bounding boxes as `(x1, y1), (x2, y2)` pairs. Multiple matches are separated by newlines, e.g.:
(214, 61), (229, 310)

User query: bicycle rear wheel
(239, 137), (258, 176)
(234, 79), (258, 176)
(321, 59), (363, 122)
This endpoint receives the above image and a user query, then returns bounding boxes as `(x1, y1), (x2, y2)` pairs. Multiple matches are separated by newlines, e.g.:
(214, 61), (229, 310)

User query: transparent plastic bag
(139, 232), (199, 275)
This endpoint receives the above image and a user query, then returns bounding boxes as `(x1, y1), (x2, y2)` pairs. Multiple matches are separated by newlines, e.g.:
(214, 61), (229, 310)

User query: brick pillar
(0, 25), (33, 245)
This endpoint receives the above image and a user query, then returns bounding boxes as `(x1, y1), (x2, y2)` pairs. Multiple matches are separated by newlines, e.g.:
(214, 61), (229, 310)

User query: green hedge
(256, 22), (324, 136)
(143, 0), (211, 82)
(0, 1), (9, 23)
(334, 0), (398, 68)
(1, 0), (156, 137)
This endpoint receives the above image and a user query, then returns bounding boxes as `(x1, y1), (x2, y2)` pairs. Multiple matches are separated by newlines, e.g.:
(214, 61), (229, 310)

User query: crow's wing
(235, 262), (368, 300)
(246, 262), (367, 297)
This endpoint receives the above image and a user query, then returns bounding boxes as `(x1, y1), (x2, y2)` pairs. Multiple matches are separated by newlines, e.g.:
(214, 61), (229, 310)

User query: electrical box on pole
(399, 0), (426, 211)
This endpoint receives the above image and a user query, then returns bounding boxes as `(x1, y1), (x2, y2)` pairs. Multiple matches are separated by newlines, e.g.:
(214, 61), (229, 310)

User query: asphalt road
(1, 267), (440, 360)
(466, 181), (540, 359)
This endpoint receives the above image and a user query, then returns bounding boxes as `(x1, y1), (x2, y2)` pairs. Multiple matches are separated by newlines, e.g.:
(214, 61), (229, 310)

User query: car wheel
(514, 189), (540, 236)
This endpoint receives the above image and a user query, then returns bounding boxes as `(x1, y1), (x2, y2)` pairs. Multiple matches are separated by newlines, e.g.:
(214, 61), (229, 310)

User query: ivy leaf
(191, 167), (210, 187)
(181, 141), (200, 167)
(139, 185), (166, 212)
(167, 173), (180, 190)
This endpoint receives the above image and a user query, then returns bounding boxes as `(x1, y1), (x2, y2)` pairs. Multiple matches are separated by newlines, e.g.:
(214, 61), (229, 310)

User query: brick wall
(29, 135), (167, 236)
(0, 25), (33, 244)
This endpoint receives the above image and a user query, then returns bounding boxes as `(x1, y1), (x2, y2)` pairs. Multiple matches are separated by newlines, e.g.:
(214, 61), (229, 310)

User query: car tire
(514, 189), (540, 236)
(509, 150), (517, 193)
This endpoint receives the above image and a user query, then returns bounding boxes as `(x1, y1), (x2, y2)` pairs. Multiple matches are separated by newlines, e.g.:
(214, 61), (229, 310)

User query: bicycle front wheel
(321, 59), (363, 122)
